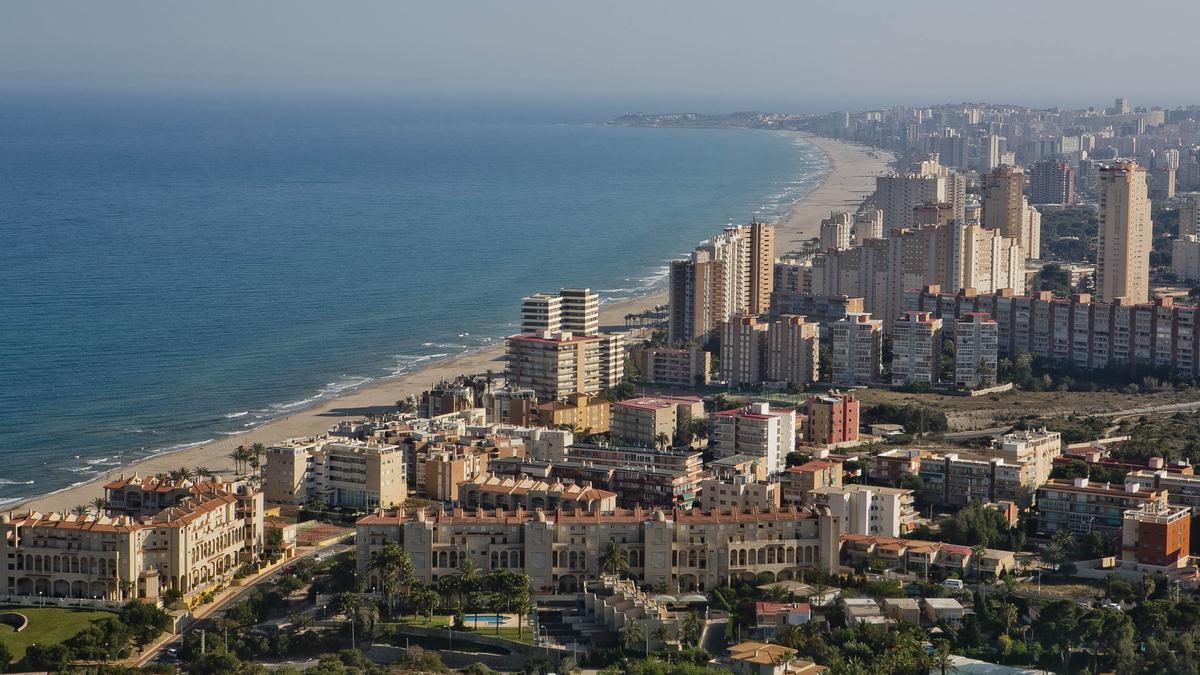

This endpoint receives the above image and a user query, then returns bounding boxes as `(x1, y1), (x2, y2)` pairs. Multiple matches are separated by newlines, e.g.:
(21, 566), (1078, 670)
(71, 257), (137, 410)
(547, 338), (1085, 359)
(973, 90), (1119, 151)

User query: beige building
(357, 505), (842, 593)
(766, 315), (819, 386)
(1173, 234), (1200, 282)
(536, 393), (610, 434)
(265, 437), (407, 509)
(505, 331), (616, 401)
(521, 287), (599, 335)
(421, 447), (489, 502)
(699, 477), (781, 511)
(457, 474), (617, 512)
(982, 165), (1041, 260)
(830, 312), (882, 385)
(635, 346), (710, 387)
(721, 315), (768, 387)
(668, 221), (775, 343)
(819, 212), (852, 251)
(710, 403), (797, 474)
(1180, 193), (1200, 237)
(892, 310), (943, 385)
(853, 208), (884, 243)
(610, 396), (704, 448)
(1097, 161), (1152, 303)
(806, 485), (916, 538)
(1, 475), (263, 602)
(873, 157), (964, 234)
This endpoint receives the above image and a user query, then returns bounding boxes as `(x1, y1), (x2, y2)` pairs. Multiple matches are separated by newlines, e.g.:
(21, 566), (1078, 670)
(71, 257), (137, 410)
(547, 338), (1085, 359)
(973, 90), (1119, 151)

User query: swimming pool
(464, 614), (508, 625)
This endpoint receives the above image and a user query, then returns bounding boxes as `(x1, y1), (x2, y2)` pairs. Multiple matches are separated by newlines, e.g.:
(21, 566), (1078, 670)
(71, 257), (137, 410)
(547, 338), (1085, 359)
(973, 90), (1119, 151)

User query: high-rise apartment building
(1173, 235), (1200, 282)
(265, 437), (407, 509)
(765, 315), (819, 386)
(873, 157), (963, 234)
(1029, 160), (1075, 205)
(892, 310), (943, 385)
(668, 222), (775, 343)
(1097, 161), (1152, 303)
(954, 313), (999, 389)
(720, 315), (768, 388)
(982, 165), (1041, 260)
(980, 133), (1003, 172)
(853, 208), (884, 243)
(807, 485), (916, 537)
(1179, 193), (1200, 237)
(505, 332), (603, 400)
(819, 211), (853, 251)
(521, 288), (599, 335)
(928, 129), (969, 170)
(830, 313), (882, 385)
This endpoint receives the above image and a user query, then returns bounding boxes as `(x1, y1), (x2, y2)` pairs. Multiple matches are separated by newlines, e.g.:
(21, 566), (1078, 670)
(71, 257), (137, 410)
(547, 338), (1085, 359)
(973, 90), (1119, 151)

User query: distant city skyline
(3, 1), (1199, 113)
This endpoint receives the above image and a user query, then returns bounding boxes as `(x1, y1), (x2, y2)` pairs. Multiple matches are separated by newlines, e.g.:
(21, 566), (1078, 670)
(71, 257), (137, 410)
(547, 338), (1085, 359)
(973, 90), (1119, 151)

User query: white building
(709, 403), (796, 474)
(806, 485), (916, 537)
(954, 313), (998, 389)
(819, 211), (853, 251)
(892, 310), (942, 385)
(831, 313), (882, 385)
(1173, 235), (1200, 282)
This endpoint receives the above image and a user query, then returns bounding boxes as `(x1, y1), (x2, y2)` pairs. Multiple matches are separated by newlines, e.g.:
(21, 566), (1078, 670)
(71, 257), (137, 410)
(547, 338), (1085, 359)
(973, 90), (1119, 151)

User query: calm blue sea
(0, 96), (827, 504)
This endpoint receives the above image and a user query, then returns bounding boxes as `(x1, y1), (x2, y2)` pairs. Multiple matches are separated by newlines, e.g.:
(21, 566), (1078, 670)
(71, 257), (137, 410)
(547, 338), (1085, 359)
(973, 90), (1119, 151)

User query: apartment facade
(1121, 501), (1191, 569)
(1097, 161), (1152, 304)
(505, 332), (608, 401)
(264, 437), (407, 509)
(1173, 234), (1200, 282)
(1, 476), (263, 602)
(457, 475), (617, 512)
(765, 315), (820, 386)
(904, 286), (1200, 378)
(668, 222), (775, 343)
(892, 310), (943, 385)
(609, 396), (704, 448)
(954, 313), (999, 388)
(720, 315), (768, 387)
(804, 392), (859, 446)
(634, 346), (711, 387)
(356, 505), (842, 593)
(806, 485), (916, 537)
(709, 403), (797, 474)
(1036, 478), (1168, 538)
(1029, 160), (1075, 205)
(819, 211), (852, 251)
(830, 312), (882, 385)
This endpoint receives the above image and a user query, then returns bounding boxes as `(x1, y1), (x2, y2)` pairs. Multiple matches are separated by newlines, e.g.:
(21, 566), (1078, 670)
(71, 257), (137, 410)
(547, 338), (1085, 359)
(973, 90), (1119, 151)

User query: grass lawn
(0, 606), (112, 663)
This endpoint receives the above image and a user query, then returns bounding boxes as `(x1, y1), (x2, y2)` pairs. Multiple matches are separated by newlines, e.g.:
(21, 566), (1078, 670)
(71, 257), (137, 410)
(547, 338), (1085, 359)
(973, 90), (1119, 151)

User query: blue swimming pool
(464, 614), (508, 625)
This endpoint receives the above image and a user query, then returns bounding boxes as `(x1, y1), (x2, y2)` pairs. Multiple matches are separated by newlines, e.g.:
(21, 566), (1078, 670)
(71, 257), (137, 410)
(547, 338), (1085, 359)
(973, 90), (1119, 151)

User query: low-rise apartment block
(265, 437), (407, 509)
(634, 346), (711, 387)
(710, 403), (797, 474)
(780, 459), (843, 506)
(806, 485), (916, 537)
(1036, 478), (1168, 538)
(610, 396), (704, 448)
(803, 392), (859, 446)
(2, 475), (263, 602)
(457, 474), (617, 512)
(1121, 501), (1191, 569)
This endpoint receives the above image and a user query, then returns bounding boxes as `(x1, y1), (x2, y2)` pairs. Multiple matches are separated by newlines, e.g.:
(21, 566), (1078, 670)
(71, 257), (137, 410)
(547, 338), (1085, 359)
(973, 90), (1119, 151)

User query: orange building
(804, 392), (859, 446)
(1121, 501), (1191, 568)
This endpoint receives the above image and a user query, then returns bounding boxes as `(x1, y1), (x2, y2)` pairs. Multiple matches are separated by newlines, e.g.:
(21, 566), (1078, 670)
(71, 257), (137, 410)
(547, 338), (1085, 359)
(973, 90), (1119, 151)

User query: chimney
(1073, 477), (1089, 488)
(1148, 457), (1165, 469)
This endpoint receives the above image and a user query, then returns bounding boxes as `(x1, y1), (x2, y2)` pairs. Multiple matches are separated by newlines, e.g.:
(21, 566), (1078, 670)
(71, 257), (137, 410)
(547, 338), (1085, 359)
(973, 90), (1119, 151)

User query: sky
(2, 0), (1199, 114)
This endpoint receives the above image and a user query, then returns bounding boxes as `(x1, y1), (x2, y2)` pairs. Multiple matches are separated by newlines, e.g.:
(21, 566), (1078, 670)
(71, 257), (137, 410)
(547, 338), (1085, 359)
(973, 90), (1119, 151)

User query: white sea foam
(224, 411), (249, 419)
(0, 479), (35, 486)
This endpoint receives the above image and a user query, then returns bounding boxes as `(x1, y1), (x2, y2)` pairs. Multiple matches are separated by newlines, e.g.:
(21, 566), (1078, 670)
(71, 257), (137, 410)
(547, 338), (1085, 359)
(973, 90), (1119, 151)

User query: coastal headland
(11, 133), (892, 516)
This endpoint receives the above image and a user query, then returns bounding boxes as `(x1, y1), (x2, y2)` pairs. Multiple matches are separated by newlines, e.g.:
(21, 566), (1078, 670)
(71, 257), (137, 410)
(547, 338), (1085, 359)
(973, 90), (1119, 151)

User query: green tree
(620, 619), (645, 654)
(367, 542), (414, 617)
(681, 611), (705, 648)
(120, 599), (171, 647)
(0, 640), (11, 674)
(599, 539), (629, 576)
(455, 558), (483, 607)
(408, 582), (440, 623)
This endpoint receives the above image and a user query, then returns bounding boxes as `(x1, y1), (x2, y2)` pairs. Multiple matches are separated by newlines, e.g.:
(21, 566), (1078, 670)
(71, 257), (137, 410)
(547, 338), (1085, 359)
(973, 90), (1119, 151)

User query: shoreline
(10, 133), (892, 516)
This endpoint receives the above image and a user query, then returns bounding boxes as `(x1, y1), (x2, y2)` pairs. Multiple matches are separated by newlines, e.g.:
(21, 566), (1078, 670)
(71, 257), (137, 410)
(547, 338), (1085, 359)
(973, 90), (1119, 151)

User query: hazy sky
(3, 0), (1198, 113)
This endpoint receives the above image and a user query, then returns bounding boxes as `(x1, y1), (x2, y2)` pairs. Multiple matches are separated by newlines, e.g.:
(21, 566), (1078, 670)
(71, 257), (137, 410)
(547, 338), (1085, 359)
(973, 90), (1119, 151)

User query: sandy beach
(12, 133), (892, 516)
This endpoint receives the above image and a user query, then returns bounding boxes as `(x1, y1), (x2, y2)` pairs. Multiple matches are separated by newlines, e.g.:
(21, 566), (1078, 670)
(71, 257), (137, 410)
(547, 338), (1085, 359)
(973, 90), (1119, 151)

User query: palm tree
(598, 539), (629, 576)
(194, 466), (214, 479)
(228, 446), (246, 475)
(620, 619), (645, 654)
(971, 543), (988, 581)
(71, 504), (89, 518)
(174, 466), (194, 482)
(454, 559), (482, 608)
(89, 497), (109, 516)
(763, 583), (792, 602)
(651, 623), (675, 652)
(998, 602), (1018, 636)
(654, 432), (671, 450)
(681, 611), (704, 648)
(929, 640), (956, 675)
(249, 443), (266, 478)
(367, 542), (415, 617)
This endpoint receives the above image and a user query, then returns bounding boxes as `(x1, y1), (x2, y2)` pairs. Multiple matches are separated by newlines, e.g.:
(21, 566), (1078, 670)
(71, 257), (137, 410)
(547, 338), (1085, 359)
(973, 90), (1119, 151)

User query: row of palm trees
(619, 610), (706, 654)
(70, 497), (111, 518)
(228, 443), (265, 478)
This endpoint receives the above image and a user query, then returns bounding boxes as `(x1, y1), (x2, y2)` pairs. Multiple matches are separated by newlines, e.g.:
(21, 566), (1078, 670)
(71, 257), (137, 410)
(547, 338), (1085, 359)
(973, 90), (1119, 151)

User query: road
(138, 540), (353, 667)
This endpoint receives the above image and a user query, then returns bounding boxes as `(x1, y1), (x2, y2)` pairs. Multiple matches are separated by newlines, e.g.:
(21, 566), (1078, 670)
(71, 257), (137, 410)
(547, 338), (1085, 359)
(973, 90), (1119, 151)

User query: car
(942, 579), (965, 591)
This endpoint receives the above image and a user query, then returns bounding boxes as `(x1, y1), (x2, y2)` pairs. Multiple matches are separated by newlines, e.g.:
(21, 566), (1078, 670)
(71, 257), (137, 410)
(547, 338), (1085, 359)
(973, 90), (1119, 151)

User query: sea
(0, 94), (828, 505)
